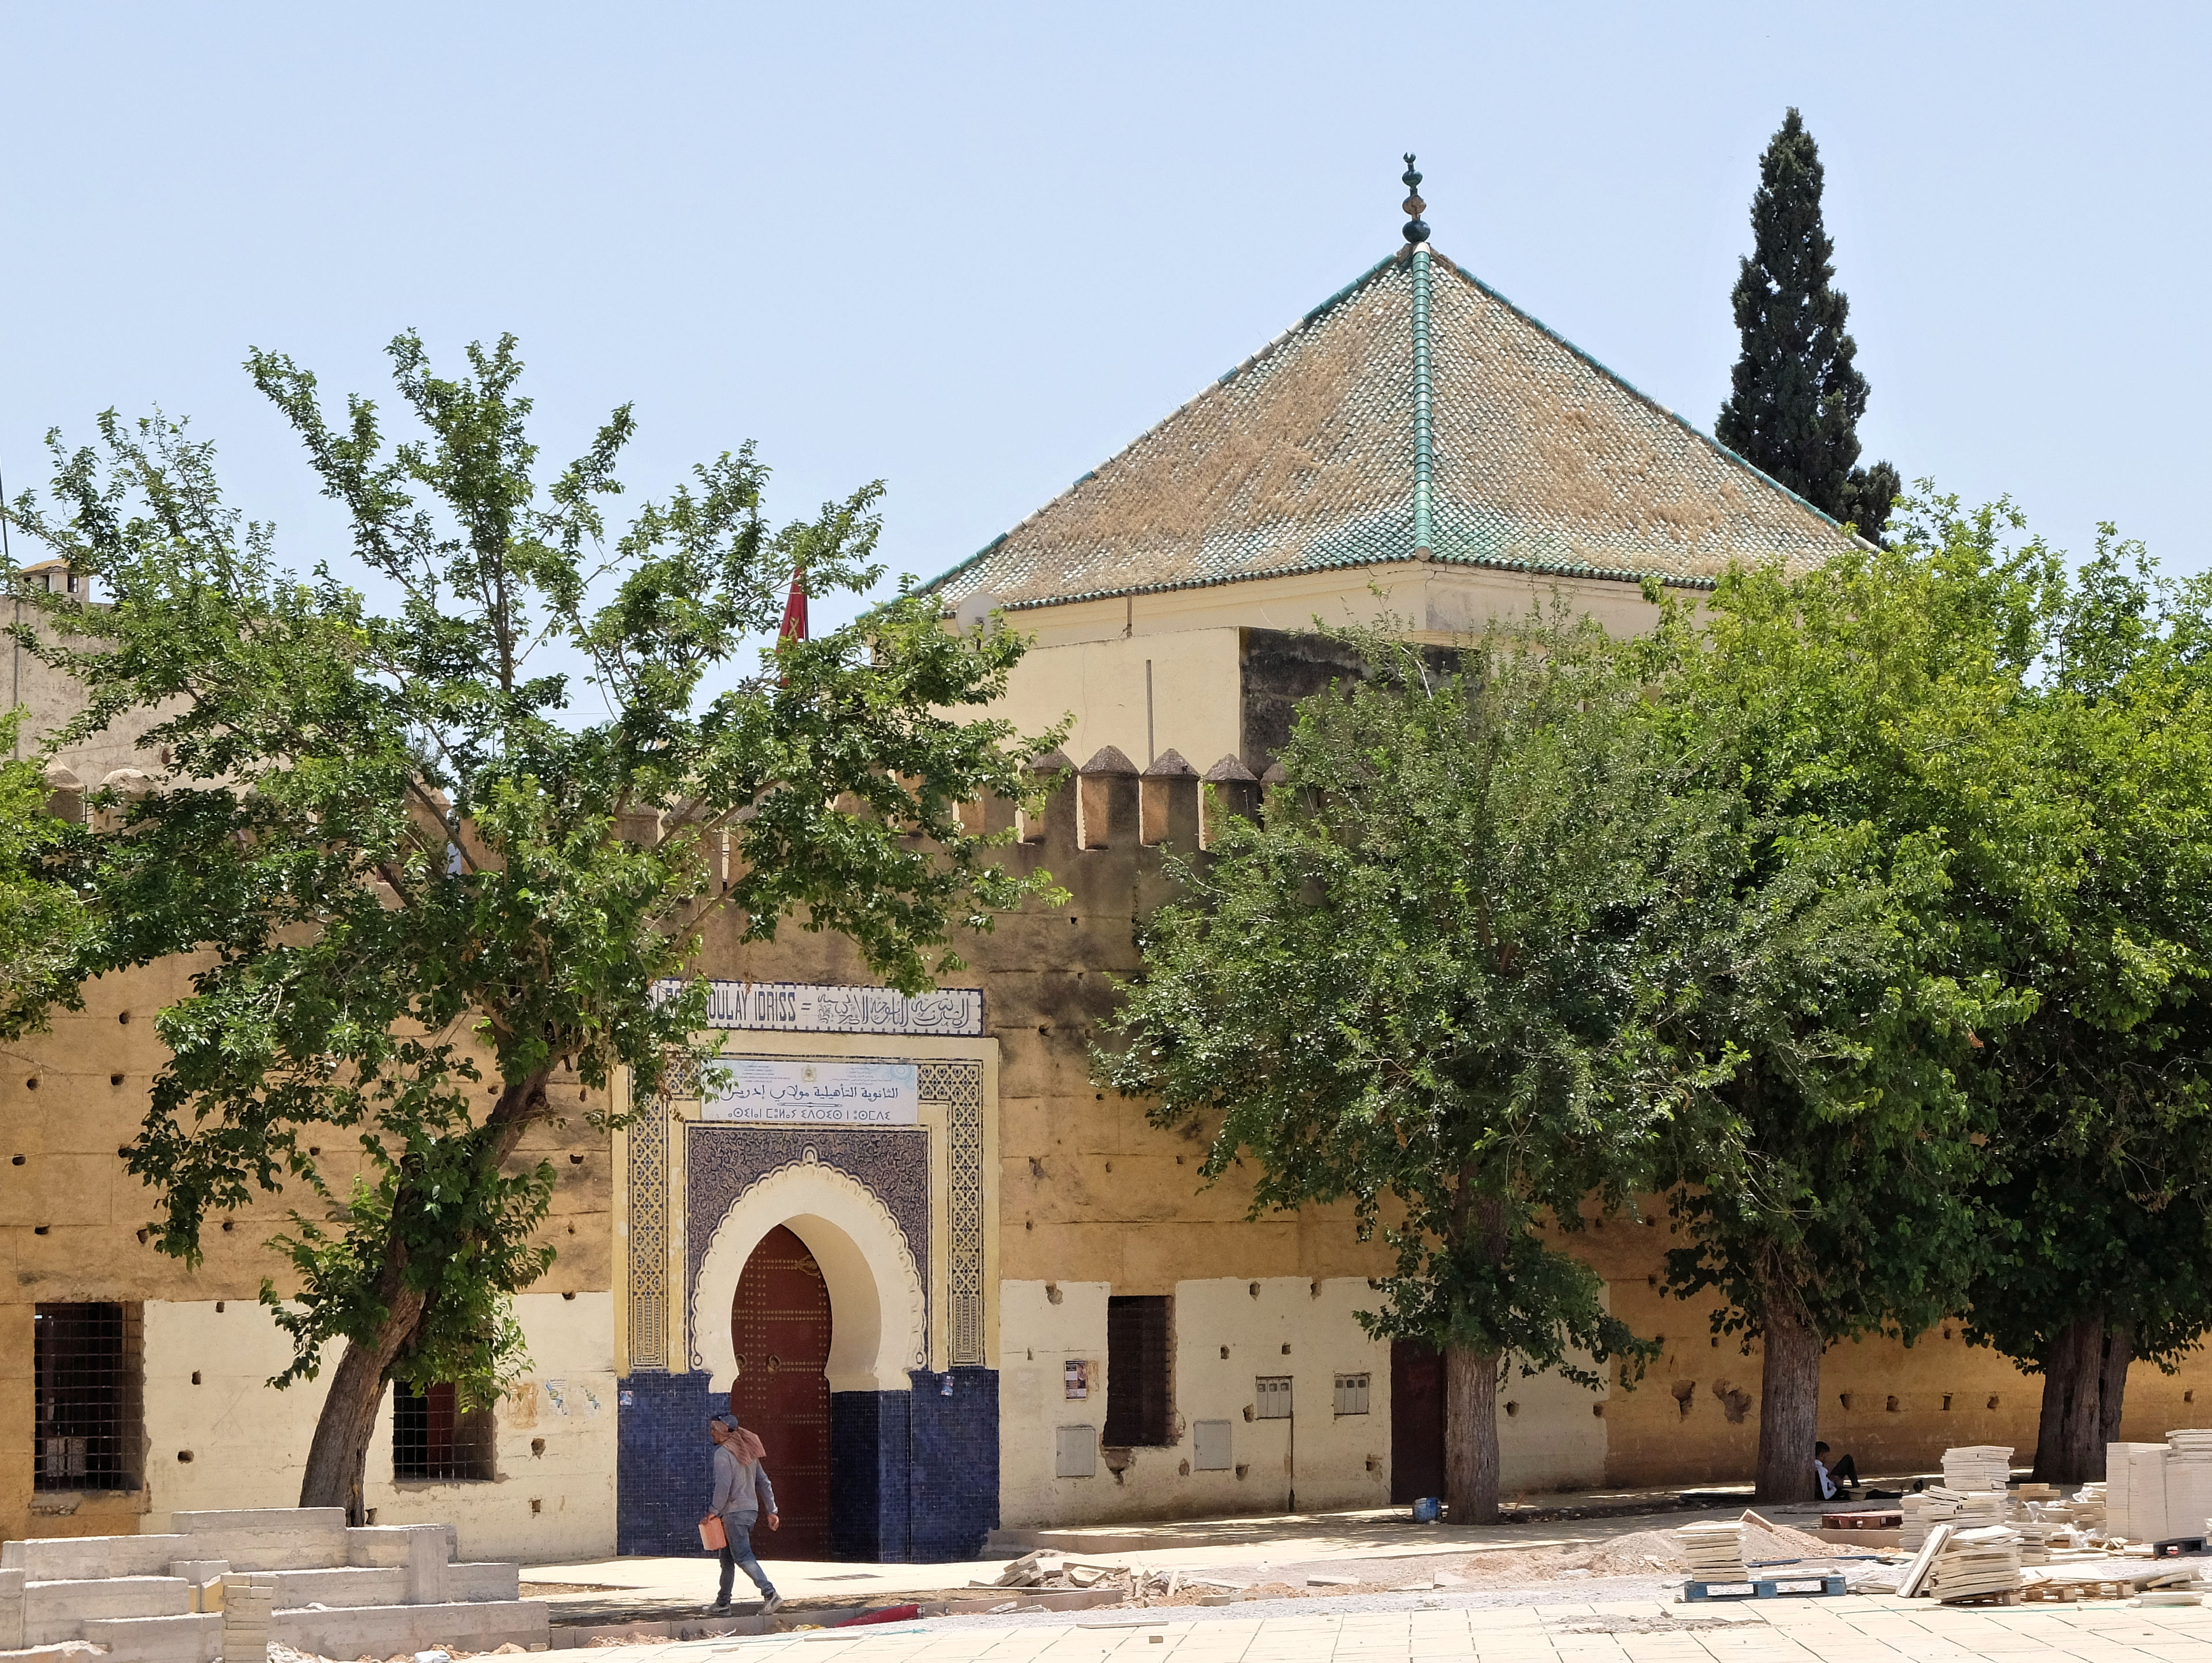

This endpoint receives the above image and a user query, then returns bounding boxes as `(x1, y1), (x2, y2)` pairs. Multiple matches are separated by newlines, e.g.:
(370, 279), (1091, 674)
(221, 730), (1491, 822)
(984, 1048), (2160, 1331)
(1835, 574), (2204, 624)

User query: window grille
(1254, 1375), (1293, 1420)
(1103, 1295), (1174, 1446)
(33, 1303), (143, 1492)
(1334, 1372), (1371, 1416)
(392, 1382), (496, 1482)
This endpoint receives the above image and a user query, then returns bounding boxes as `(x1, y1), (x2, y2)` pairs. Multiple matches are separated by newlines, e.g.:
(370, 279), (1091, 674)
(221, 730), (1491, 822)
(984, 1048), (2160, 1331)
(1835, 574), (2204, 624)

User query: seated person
(1814, 1441), (1860, 1500)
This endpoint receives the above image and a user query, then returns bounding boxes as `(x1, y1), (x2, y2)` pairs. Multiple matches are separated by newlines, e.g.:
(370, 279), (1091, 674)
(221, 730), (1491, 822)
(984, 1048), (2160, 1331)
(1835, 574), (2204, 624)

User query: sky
(5, 2), (2207, 646)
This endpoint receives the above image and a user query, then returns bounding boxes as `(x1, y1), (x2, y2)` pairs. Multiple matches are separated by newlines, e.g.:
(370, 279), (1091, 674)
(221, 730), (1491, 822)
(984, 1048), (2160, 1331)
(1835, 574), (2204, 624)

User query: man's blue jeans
(716, 1518), (775, 1608)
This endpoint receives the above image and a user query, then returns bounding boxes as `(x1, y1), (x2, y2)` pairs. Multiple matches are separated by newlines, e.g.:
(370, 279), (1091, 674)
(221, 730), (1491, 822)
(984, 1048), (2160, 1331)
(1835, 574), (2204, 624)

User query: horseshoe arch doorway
(728, 1225), (832, 1557)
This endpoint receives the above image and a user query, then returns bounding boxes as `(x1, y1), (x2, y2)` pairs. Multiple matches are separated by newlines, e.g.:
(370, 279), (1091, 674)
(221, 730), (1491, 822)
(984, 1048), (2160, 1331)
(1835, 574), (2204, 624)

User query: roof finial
(1401, 153), (1430, 246)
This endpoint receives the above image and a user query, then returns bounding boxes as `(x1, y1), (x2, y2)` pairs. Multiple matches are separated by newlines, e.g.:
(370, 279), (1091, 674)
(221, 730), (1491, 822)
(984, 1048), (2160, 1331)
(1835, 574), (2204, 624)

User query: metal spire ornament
(1401, 154), (1430, 245)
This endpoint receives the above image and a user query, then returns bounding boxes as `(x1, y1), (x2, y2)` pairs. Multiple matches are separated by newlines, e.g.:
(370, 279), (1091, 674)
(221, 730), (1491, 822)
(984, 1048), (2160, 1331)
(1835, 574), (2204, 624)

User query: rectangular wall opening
(1103, 1294), (1174, 1447)
(392, 1381), (496, 1482)
(33, 1302), (143, 1492)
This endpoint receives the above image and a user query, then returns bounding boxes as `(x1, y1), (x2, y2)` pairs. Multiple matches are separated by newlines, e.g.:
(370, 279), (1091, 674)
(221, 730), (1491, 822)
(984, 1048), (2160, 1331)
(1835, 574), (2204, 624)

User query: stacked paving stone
(2163, 1429), (2212, 1541)
(1, 1507), (545, 1663)
(1940, 1445), (2014, 1494)
(2109, 1441), (2173, 1542)
(1673, 1521), (1747, 1584)
(1923, 1523), (2023, 1603)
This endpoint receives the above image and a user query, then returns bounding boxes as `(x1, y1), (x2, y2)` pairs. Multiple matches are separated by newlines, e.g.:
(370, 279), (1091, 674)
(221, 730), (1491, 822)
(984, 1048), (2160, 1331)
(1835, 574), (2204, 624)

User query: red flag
(778, 572), (808, 642)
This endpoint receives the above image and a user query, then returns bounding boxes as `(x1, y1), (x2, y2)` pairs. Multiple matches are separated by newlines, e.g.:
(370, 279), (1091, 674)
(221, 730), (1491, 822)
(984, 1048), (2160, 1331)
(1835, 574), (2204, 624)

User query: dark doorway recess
(1103, 1295), (1174, 1447)
(1390, 1337), (1445, 1504)
(729, 1224), (833, 1557)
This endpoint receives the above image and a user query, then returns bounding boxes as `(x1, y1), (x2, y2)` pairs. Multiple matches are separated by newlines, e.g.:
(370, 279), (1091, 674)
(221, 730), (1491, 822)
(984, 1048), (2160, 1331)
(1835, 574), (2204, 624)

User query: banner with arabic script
(654, 979), (984, 1037)
(704, 1059), (921, 1126)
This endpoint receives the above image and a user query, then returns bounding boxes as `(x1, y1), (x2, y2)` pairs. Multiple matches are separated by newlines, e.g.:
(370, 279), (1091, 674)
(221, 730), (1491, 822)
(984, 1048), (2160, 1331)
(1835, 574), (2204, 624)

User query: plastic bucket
(1412, 1496), (1441, 1523)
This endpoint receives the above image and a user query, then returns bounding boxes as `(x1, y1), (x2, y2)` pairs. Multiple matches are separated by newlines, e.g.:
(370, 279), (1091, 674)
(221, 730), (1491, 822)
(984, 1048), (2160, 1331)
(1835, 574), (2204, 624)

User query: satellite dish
(953, 590), (1001, 632)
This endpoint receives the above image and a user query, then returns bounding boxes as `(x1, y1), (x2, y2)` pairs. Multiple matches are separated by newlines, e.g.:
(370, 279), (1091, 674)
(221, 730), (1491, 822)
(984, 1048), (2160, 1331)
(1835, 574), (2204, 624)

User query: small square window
(1254, 1376), (1292, 1420)
(1055, 1425), (1098, 1478)
(393, 1382), (496, 1482)
(1334, 1372), (1371, 1416)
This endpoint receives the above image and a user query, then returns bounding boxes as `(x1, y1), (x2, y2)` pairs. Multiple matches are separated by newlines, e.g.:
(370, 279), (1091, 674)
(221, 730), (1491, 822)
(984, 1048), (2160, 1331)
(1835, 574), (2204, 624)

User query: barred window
(392, 1382), (496, 1482)
(34, 1303), (143, 1492)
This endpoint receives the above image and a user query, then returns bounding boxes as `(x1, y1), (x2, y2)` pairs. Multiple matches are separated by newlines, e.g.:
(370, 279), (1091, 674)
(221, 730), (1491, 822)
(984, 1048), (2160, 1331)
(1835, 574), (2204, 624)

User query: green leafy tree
(0, 711), (86, 1037)
(1100, 623), (1717, 1525)
(1639, 502), (2045, 1501)
(1962, 536), (2212, 1483)
(1716, 108), (1901, 544)
(8, 334), (1059, 1519)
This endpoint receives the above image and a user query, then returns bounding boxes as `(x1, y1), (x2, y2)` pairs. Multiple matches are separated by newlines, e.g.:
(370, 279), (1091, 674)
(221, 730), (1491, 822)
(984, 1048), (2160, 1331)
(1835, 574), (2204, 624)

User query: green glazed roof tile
(923, 249), (1854, 612)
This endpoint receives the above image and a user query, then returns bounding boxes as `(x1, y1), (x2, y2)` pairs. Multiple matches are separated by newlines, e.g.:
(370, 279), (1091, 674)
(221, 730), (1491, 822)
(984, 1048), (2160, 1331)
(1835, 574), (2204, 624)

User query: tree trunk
(1753, 1295), (1823, 1503)
(295, 1069), (552, 1520)
(2031, 1313), (2105, 1485)
(298, 1286), (429, 1520)
(2098, 1322), (2134, 1460)
(1444, 1344), (1502, 1525)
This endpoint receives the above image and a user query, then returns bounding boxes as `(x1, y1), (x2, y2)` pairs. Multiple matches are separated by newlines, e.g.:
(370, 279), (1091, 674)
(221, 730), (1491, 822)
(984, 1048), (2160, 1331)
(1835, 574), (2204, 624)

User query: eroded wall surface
(0, 959), (616, 1548)
(137, 1292), (616, 1561)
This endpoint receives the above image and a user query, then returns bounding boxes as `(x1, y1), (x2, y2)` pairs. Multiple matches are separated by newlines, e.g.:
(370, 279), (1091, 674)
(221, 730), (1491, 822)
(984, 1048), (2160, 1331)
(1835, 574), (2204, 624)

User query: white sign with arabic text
(705, 1059), (920, 1126)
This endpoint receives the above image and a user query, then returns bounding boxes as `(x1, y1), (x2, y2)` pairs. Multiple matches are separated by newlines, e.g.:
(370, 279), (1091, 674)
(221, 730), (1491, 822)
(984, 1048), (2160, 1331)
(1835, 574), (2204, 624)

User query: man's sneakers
(707, 1603), (731, 1617)
(762, 1593), (784, 1616)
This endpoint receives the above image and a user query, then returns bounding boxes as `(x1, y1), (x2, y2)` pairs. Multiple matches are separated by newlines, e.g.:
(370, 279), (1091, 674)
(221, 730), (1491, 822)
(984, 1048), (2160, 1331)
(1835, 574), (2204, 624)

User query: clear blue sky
(6, 2), (2206, 636)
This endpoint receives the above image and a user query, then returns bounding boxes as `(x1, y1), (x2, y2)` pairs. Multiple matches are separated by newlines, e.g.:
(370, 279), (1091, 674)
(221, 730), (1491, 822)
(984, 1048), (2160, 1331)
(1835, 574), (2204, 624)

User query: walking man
(708, 1415), (782, 1616)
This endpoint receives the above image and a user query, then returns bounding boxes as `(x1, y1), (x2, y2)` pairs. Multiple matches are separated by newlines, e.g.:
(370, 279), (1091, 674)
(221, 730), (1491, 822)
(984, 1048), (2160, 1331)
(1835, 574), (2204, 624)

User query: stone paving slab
(530, 1592), (2212, 1663)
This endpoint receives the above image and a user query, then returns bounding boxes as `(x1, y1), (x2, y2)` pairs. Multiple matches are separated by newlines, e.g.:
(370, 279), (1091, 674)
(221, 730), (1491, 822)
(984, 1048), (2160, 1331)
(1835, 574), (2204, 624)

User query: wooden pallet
(2023, 1577), (2157, 1603)
(1937, 1589), (2020, 1607)
(1683, 1575), (1846, 1603)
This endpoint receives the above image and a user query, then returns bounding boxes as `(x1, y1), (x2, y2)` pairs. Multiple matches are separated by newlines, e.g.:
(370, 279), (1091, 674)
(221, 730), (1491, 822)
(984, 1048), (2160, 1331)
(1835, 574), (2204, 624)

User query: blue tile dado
(616, 1370), (720, 1557)
(618, 1369), (1000, 1561)
(908, 1367), (1000, 1561)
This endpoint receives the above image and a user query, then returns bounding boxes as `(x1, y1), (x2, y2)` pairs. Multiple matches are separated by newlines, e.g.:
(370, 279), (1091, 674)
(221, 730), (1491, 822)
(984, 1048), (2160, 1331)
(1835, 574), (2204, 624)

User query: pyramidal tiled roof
(923, 246), (1858, 611)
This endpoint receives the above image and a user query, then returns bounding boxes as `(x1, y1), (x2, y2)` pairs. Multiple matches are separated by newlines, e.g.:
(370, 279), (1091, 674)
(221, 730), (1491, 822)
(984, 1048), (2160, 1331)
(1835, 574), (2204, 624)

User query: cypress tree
(1717, 109), (1900, 543)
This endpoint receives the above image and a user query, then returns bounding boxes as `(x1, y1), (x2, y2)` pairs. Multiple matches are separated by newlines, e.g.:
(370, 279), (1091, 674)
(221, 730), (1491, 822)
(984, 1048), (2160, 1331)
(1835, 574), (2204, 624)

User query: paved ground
(521, 1502), (1771, 1622)
(532, 1591), (2212, 1661)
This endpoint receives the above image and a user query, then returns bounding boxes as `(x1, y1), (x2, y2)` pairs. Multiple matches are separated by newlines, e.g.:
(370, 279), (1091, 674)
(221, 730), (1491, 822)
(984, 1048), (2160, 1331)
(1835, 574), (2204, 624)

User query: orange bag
(698, 1513), (728, 1551)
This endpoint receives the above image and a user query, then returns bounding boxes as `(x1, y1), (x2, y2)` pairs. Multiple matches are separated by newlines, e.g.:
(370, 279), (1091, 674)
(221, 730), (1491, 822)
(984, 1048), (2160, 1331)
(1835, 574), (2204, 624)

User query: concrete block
(173, 1508), (347, 1535)
(270, 1598), (548, 1656)
(78, 1612), (223, 1663)
(449, 1562), (520, 1602)
(346, 1522), (459, 1567)
(404, 1525), (449, 1605)
(0, 1568), (21, 1651)
(24, 1577), (189, 1644)
(251, 1565), (407, 1610)
(217, 1580), (271, 1657)
(1, 1536), (189, 1581)
(174, 1525), (349, 1573)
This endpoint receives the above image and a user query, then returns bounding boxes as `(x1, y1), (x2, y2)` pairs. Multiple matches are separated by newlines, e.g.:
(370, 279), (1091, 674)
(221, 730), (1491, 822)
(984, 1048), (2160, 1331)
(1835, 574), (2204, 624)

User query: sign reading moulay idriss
(705, 1059), (921, 1127)
(652, 978), (984, 1037)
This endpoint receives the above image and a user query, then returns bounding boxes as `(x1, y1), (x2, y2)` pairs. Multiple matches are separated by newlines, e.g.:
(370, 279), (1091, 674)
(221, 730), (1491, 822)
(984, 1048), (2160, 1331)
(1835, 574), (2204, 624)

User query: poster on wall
(1065, 1359), (1091, 1400)
(705, 1059), (920, 1126)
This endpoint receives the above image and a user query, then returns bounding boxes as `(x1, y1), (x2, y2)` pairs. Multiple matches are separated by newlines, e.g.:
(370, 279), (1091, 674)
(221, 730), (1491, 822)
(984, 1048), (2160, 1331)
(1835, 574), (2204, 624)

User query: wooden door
(729, 1225), (832, 1557)
(1390, 1337), (1445, 1503)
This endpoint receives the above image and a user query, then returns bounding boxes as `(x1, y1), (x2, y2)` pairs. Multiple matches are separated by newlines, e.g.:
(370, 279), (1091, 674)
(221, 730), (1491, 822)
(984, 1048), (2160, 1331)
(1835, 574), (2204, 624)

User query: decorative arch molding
(689, 1154), (926, 1395)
